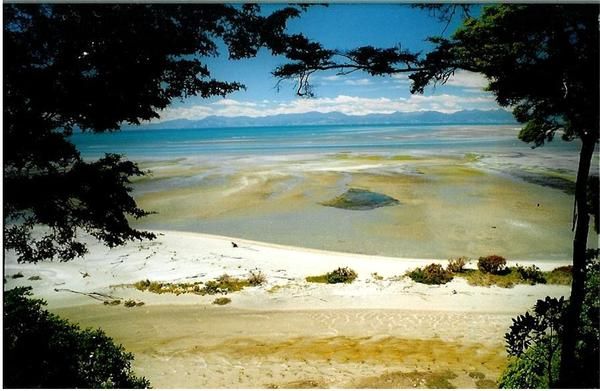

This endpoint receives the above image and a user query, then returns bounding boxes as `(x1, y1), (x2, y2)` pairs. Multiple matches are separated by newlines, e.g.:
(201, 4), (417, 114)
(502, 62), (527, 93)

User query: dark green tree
(4, 286), (150, 388)
(276, 5), (598, 385)
(3, 4), (308, 263)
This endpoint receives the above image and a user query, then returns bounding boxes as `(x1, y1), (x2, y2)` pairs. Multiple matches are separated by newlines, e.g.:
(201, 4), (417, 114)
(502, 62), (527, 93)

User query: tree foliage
(3, 4), (307, 262)
(499, 255), (600, 388)
(276, 5), (598, 385)
(3, 286), (150, 388)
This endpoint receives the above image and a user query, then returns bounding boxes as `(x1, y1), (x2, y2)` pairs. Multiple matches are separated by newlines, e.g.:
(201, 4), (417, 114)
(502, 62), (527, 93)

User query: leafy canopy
(3, 286), (150, 388)
(4, 4), (307, 262)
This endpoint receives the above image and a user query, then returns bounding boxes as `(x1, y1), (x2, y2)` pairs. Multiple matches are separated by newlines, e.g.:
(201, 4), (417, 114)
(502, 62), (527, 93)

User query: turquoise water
(70, 123), (580, 160)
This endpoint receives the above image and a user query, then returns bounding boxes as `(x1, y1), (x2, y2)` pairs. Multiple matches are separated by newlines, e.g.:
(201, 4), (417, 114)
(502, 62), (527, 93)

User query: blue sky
(158, 4), (501, 122)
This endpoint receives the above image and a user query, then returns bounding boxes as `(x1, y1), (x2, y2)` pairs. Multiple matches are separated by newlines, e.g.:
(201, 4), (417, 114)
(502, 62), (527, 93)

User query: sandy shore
(4, 230), (571, 388)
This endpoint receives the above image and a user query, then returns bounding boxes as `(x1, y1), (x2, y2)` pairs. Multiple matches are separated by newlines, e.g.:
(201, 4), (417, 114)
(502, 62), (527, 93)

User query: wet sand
(133, 152), (580, 260)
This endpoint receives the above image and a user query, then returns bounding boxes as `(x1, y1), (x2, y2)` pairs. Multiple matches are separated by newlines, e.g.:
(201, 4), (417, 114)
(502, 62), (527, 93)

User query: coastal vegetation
(477, 255), (508, 274)
(4, 287), (149, 388)
(134, 271), (267, 296)
(306, 267), (358, 284)
(406, 263), (453, 285)
(499, 258), (599, 389)
(405, 256), (573, 288)
(213, 297), (232, 306)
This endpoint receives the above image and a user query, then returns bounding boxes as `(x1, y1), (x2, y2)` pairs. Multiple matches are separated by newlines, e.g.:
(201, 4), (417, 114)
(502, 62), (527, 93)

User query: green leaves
(4, 287), (150, 388)
(4, 4), (309, 262)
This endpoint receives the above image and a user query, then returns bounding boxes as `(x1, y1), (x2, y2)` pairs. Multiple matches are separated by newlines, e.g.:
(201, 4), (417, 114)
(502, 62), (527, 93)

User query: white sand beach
(4, 230), (571, 388)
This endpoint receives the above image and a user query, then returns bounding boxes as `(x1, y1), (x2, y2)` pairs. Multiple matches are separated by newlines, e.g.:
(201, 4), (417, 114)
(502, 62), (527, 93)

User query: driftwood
(53, 288), (122, 302)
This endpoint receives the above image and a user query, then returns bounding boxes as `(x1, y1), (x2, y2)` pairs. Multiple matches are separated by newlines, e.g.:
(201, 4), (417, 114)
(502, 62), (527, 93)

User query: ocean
(70, 123), (580, 160)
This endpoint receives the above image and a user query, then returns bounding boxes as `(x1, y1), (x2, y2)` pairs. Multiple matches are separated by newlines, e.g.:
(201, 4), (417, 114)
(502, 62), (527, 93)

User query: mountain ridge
(124, 109), (517, 130)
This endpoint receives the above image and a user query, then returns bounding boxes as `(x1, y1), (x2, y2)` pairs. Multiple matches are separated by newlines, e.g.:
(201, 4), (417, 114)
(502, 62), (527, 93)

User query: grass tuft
(306, 267), (358, 284)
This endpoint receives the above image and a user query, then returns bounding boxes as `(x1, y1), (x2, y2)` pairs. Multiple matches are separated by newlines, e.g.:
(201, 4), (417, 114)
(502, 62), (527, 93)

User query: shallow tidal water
(71, 124), (598, 261)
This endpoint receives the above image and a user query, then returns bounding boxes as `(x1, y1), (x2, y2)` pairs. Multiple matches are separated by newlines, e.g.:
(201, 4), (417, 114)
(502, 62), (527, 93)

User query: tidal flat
(132, 151), (583, 261)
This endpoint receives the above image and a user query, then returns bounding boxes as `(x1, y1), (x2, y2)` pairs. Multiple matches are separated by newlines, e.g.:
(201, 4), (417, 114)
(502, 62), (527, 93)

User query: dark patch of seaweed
(321, 188), (400, 210)
(513, 171), (575, 194)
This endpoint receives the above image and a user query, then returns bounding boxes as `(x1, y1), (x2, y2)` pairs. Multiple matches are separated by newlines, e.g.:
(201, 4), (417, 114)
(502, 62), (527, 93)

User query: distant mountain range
(125, 109), (516, 130)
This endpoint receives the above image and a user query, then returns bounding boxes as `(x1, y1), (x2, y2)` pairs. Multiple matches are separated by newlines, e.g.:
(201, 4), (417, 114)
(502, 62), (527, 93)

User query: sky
(157, 4), (502, 122)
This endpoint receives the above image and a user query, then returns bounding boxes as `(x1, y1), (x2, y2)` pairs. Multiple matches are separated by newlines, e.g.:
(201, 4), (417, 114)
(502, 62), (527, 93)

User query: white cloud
(391, 73), (411, 85)
(212, 99), (257, 107)
(321, 75), (342, 81)
(156, 94), (498, 122)
(445, 70), (489, 89)
(344, 78), (372, 86)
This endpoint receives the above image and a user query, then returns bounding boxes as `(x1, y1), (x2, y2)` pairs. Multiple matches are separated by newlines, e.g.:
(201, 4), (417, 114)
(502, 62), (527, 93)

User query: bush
(499, 296), (566, 388)
(247, 270), (267, 286)
(326, 267), (358, 284)
(4, 287), (149, 388)
(408, 263), (453, 285)
(11, 272), (24, 279)
(544, 265), (573, 285)
(478, 255), (507, 274)
(499, 343), (559, 389)
(213, 297), (232, 305)
(516, 264), (547, 284)
(447, 257), (469, 273)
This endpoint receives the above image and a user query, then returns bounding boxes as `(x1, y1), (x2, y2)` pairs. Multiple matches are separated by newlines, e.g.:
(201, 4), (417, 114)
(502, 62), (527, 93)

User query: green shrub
(516, 264), (547, 284)
(11, 272), (24, 279)
(103, 300), (121, 306)
(199, 274), (249, 295)
(213, 297), (232, 305)
(326, 267), (358, 284)
(28, 275), (42, 281)
(4, 287), (149, 388)
(447, 257), (469, 273)
(407, 263), (453, 285)
(544, 266), (573, 285)
(478, 255), (507, 274)
(201, 280), (227, 295)
(123, 300), (137, 307)
(499, 338), (560, 388)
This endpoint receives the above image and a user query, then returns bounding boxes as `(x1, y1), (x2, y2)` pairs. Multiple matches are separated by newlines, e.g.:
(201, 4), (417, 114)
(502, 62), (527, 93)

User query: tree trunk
(558, 138), (596, 387)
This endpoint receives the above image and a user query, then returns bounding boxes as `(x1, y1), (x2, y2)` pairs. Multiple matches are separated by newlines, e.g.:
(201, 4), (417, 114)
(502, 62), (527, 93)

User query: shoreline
(5, 229), (571, 311)
(4, 229), (573, 388)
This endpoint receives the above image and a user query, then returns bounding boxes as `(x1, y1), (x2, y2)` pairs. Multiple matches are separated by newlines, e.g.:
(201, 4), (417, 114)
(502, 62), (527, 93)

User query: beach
(6, 123), (587, 387)
(5, 230), (571, 388)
